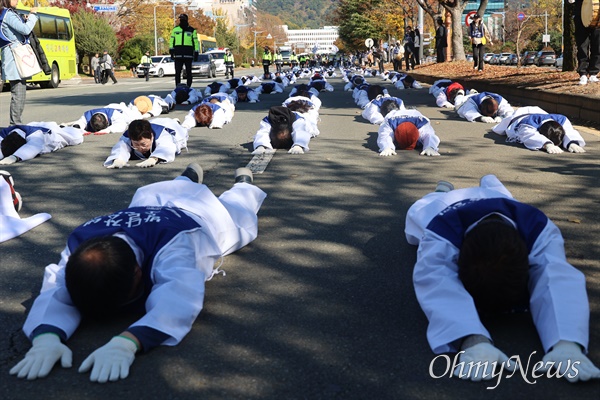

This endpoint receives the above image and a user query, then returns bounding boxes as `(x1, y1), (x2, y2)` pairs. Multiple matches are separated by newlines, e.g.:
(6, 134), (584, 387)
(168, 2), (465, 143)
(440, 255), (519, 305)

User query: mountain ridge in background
(256, 0), (339, 29)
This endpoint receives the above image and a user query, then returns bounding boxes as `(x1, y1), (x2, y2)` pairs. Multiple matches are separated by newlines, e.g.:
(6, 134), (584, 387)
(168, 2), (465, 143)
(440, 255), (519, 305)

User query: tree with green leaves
(334, 0), (385, 51)
(120, 35), (154, 72)
(72, 10), (117, 66)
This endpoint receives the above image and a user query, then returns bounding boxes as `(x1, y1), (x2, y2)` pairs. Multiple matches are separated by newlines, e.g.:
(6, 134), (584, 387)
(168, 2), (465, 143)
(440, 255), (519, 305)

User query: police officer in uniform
(290, 51), (298, 68)
(274, 48), (283, 73)
(169, 14), (200, 87)
(262, 46), (273, 75)
(224, 48), (235, 79)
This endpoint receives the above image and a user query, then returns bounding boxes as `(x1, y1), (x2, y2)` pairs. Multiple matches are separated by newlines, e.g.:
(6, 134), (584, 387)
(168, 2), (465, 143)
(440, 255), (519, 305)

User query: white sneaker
(579, 75), (588, 85)
(589, 75), (599, 83)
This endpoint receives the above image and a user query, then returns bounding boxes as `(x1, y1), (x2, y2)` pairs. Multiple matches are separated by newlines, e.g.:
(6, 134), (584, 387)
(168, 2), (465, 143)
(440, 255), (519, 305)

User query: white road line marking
(246, 150), (276, 174)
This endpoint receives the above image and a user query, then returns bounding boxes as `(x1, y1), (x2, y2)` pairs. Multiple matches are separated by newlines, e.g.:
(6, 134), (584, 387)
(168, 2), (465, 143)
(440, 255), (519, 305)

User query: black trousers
(175, 58), (193, 87)
(472, 43), (485, 70)
(436, 45), (447, 63)
(574, 3), (600, 76)
(226, 65), (234, 78)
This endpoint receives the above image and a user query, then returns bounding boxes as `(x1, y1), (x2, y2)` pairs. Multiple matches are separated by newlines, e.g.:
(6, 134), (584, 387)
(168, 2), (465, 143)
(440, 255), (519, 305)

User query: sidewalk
(406, 63), (600, 126)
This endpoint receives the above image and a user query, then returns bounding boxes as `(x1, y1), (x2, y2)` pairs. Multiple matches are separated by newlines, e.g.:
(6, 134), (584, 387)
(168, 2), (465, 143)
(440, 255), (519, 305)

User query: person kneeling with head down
(128, 95), (172, 119)
(164, 84), (203, 107)
(377, 109), (441, 157)
(404, 174), (600, 383)
(104, 118), (189, 169)
(252, 106), (320, 155)
(182, 93), (235, 129)
(492, 106), (586, 154)
(63, 103), (141, 135)
(0, 122), (84, 165)
(362, 95), (405, 125)
(10, 163), (267, 383)
(456, 91), (514, 123)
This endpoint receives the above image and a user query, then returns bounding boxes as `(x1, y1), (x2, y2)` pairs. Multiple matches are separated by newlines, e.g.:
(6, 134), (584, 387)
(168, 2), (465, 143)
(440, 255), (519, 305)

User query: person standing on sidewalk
(469, 14), (492, 72)
(140, 51), (152, 81)
(413, 27), (421, 65)
(169, 13), (199, 87)
(91, 53), (100, 84)
(569, 0), (600, 85)
(435, 18), (447, 63)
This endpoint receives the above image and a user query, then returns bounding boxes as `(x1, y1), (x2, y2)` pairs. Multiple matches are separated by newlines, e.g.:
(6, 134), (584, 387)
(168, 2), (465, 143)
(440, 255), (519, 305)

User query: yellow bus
(198, 34), (217, 53)
(9, 5), (77, 88)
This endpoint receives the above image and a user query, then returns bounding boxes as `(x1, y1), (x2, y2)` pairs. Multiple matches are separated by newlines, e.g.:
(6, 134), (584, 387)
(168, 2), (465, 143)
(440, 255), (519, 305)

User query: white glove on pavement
(442, 102), (455, 109)
(79, 336), (137, 383)
(545, 144), (564, 154)
(420, 147), (440, 156)
(288, 145), (304, 154)
(379, 148), (397, 157)
(480, 116), (496, 123)
(10, 333), (72, 380)
(0, 155), (18, 165)
(494, 116), (502, 123)
(251, 146), (266, 155)
(568, 143), (586, 153)
(107, 158), (128, 169)
(136, 157), (158, 168)
(453, 342), (516, 381)
(539, 340), (600, 383)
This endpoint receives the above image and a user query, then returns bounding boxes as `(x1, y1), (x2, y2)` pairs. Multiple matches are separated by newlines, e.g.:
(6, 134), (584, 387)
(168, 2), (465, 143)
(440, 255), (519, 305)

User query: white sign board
(365, 38), (374, 48)
(542, 34), (550, 43)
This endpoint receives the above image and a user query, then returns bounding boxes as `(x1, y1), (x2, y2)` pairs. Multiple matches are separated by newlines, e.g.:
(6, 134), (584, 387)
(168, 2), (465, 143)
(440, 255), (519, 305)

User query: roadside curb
(409, 73), (600, 126)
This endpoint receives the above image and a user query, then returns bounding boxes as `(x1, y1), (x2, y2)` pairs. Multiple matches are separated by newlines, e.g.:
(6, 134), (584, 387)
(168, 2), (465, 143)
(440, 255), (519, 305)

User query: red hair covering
(394, 122), (420, 150)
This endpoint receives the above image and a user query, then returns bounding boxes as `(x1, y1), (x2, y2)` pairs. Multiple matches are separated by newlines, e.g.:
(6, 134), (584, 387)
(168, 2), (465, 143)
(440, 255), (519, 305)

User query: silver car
(183, 53), (217, 78)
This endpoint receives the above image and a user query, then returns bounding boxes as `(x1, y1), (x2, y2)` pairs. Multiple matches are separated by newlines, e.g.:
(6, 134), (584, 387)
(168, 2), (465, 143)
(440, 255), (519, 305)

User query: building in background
(194, 0), (256, 28)
(281, 25), (339, 54)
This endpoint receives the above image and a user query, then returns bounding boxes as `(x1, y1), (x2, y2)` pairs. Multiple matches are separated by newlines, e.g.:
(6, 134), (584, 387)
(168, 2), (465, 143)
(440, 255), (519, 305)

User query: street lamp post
(154, 0), (188, 56)
(234, 24), (248, 52)
(252, 30), (263, 59)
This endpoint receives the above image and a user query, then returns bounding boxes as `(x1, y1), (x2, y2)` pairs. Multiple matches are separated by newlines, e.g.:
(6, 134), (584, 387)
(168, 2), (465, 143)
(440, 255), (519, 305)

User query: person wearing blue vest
(63, 102), (141, 135)
(9, 163), (267, 383)
(0, 1), (38, 125)
(362, 95), (405, 125)
(182, 93), (235, 129)
(252, 106), (319, 155)
(230, 85), (260, 103)
(405, 174), (600, 383)
(104, 118), (189, 169)
(492, 106), (587, 154)
(377, 108), (440, 157)
(165, 84), (203, 106)
(127, 95), (173, 119)
(0, 121), (83, 165)
(455, 91), (514, 123)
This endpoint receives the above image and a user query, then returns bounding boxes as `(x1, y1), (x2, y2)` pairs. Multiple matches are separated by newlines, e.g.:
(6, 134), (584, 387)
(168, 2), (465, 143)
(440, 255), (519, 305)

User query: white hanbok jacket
(103, 117), (189, 166)
(492, 106), (586, 151)
(22, 178), (266, 350)
(404, 174), (590, 354)
(377, 109), (440, 153)
(0, 122), (83, 161)
(253, 113), (319, 151)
